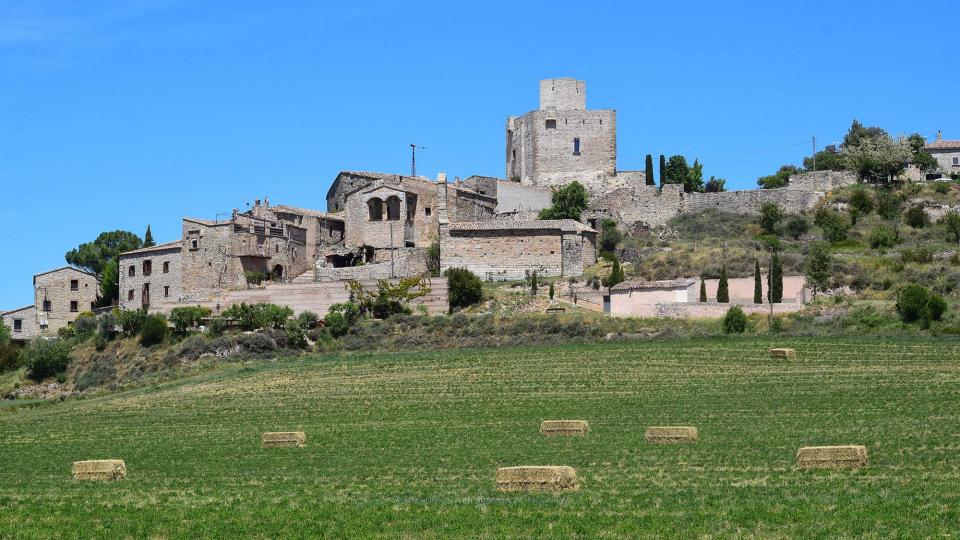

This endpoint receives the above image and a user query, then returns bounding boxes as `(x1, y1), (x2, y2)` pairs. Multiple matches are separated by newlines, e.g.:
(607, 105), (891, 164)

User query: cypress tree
(659, 154), (666, 187)
(754, 259), (763, 304)
(771, 252), (783, 303)
(645, 154), (655, 185)
(143, 225), (155, 248)
(699, 279), (707, 302)
(717, 265), (729, 303)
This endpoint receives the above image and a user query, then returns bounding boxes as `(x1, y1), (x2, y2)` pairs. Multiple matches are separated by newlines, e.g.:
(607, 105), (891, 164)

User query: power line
(626, 136), (843, 161)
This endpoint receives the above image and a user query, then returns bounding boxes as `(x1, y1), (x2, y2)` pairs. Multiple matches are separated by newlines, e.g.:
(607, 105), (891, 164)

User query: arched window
(386, 196), (401, 221)
(368, 198), (384, 221)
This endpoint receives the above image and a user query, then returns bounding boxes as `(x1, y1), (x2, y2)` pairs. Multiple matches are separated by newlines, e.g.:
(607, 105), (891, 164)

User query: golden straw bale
(540, 420), (589, 436)
(769, 348), (797, 359)
(644, 426), (698, 444)
(495, 466), (579, 492)
(796, 445), (868, 469)
(71, 460), (127, 481)
(262, 431), (306, 448)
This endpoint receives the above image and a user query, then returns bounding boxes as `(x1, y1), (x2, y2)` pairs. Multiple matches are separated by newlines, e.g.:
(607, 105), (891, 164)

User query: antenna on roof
(410, 144), (426, 177)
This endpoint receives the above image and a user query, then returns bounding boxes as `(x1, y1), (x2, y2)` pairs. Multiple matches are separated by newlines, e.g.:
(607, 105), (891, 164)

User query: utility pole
(410, 144), (425, 177)
(390, 222), (395, 278)
(812, 136), (817, 172)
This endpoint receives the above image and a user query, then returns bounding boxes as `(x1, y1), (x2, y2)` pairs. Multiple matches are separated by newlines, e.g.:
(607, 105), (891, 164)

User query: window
(573, 138), (581, 155)
(163, 261), (170, 273)
(128, 265), (135, 277)
(191, 239), (198, 249)
(164, 286), (170, 298)
(70, 279), (78, 291)
(275, 245), (279, 254)
(512, 149), (516, 160)
(425, 207), (432, 217)
(42, 300), (51, 312)
(128, 289), (134, 301)
(143, 260), (152, 276)
(953, 157), (959, 166)
(545, 119), (557, 129)
(368, 198), (384, 221)
(386, 196), (401, 221)
(13, 319), (22, 332)
(70, 301), (78, 312)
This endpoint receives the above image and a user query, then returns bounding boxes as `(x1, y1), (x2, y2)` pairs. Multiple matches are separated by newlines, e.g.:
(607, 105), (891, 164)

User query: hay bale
(796, 445), (868, 469)
(495, 466), (579, 492)
(262, 431), (306, 448)
(645, 426), (698, 444)
(540, 420), (589, 436)
(72, 460), (127, 481)
(769, 348), (796, 359)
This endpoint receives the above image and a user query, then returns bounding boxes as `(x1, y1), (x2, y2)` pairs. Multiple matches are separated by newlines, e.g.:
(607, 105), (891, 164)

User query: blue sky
(1, 0), (957, 308)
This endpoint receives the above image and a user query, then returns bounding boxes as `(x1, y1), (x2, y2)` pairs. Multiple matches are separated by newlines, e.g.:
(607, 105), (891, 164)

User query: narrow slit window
(573, 138), (581, 155)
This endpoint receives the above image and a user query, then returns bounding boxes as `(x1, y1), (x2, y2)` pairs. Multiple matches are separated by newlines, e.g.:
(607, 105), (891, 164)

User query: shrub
(758, 202), (782, 235)
(722, 306), (747, 334)
(262, 304), (293, 329)
(244, 271), (265, 286)
(20, 338), (72, 381)
(785, 215), (809, 240)
(116, 308), (147, 335)
(285, 320), (308, 349)
(140, 314), (169, 347)
(901, 246), (933, 264)
(896, 284), (947, 327)
(815, 209), (850, 242)
(849, 188), (874, 215)
(942, 211), (960, 244)
(57, 325), (77, 340)
(716, 265), (729, 303)
(927, 294), (948, 322)
(170, 306), (212, 334)
(549, 282), (555, 300)
(875, 189), (902, 220)
(324, 312), (350, 338)
(206, 316), (227, 337)
(933, 181), (951, 194)
(96, 312), (117, 340)
(904, 205), (929, 229)
(297, 311), (319, 328)
(236, 332), (277, 354)
(445, 267), (483, 311)
(427, 241), (441, 276)
(74, 358), (117, 391)
(73, 313), (98, 338)
(868, 223), (898, 249)
(329, 302), (361, 325)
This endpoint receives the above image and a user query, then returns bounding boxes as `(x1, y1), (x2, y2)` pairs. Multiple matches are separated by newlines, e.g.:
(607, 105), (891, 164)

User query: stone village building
(1, 266), (100, 341)
(923, 131), (960, 180)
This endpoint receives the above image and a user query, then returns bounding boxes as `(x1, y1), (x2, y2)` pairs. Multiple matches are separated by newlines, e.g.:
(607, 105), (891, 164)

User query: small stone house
(440, 219), (597, 281)
(118, 241), (183, 312)
(343, 175), (439, 249)
(1, 305), (39, 341)
(609, 279), (697, 317)
(924, 131), (960, 180)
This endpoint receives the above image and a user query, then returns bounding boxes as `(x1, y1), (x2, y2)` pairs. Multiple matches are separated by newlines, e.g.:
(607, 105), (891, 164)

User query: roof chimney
(437, 172), (447, 184)
(937, 130), (943, 141)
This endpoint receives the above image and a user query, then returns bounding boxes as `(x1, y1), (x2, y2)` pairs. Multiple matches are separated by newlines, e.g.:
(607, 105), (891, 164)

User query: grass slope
(1, 337), (959, 537)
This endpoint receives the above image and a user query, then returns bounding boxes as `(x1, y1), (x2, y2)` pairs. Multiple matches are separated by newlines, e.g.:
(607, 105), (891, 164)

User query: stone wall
(450, 186), (496, 222)
(118, 244), (183, 312)
(315, 248), (428, 281)
(686, 189), (822, 217)
(617, 300), (805, 319)
(697, 275), (808, 304)
(33, 267), (100, 336)
(929, 149), (960, 175)
(786, 170), (857, 192)
(442, 229), (564, 281)
(495, 181), (552, 214)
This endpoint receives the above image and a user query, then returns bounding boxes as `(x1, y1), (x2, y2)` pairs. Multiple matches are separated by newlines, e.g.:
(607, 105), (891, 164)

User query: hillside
(1, 338), (959, 537)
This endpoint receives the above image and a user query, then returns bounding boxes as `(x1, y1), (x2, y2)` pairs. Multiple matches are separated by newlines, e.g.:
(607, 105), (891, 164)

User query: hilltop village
(4, 78), (960, 340)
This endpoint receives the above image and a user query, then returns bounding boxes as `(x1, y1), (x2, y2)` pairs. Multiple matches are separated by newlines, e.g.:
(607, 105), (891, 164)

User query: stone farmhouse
(923, 131), (960, 180)
(1, 266), (99, 341)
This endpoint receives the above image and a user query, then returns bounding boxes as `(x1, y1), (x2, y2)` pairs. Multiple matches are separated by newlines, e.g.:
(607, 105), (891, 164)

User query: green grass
(2, 337), (960, 537)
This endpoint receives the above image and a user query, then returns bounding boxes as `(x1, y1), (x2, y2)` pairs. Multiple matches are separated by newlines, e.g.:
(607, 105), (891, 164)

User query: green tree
(868, 223), (898, 250)
(602, 257), (626, 290)
(548, 281), (555, 300)
(942, 210), (960, 244)
(844, 134), (911, 183)
(849, 187), (873, 215)
(444, 267), (483, 311)
(768, 252), (783, 303)
(904, 205), (929, 229)
(722, 306), (747, 334)
(530, 271), (539, 296)
(716, 265), (729, 303)
(98, 257), (121, 307)
(686, 159), (704, 193)
(759, 202), (782, 235)
(20, 338), (72, 381)
(427, 241), (440, 276)
(704, 176), (726, 193)
(906, 133), (938, 173)
(645, 154), (655, 186)
(803, 150), (846, 172)
(140, 314), (168, 346)
(659, 154), (666, 187)
(757, 165), (799, 189)
(785, 215), (809, 240)
(143, 225), (155, 248)
(805, 241), (833, 297)
(598, 219), (622, 254)
(699, 279), (707, 302)
(843, 119), (888, 147)
(65, 230), (142, 276)
(663, 155), (690, 188)
(815, 208), (850, 243)
(538, 181), (589, 220)
(753, 260), (762, 304)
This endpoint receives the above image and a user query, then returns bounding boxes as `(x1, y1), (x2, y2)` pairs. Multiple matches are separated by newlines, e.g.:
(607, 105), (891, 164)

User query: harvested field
(71, 460), (127, 481)
(262, 431), (306, 448)
(797, 445), (868, 469)
(495, 465), (579, 492)
(1, 337), (960, 537)
(770, 348), (797, 359)
(645, 426), (698, 443)
(539, 420), (589, 436)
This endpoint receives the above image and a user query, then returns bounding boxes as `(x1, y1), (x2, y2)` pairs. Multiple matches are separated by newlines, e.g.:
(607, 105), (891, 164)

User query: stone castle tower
(505, 78), (618, 193)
